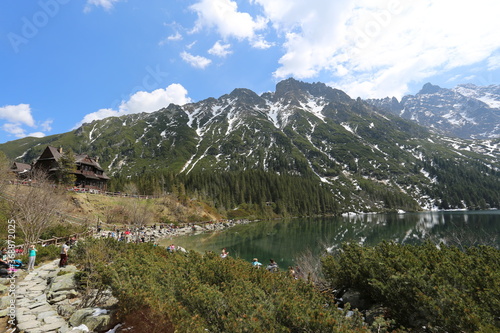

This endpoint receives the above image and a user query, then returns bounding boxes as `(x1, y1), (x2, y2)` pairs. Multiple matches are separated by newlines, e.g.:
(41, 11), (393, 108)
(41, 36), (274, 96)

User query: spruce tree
(57, 148), (77, 187)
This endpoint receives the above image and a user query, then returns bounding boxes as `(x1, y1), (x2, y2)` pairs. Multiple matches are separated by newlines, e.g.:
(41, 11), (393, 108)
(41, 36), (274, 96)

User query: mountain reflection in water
(160, 211), (500, 269)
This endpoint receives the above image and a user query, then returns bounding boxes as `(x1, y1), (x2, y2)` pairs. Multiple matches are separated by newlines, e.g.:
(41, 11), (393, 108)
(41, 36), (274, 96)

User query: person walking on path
(59, 241), (70, 268)
(27, 244), (37, 271)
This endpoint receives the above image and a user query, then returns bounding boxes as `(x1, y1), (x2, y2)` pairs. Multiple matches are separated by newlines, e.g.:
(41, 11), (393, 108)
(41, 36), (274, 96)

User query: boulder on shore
(49, 272), (78, 293)
(69, 308), (116, 332)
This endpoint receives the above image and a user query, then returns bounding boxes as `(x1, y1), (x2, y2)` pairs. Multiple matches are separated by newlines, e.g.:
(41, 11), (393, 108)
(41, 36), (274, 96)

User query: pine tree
(57, 148), (77, 187)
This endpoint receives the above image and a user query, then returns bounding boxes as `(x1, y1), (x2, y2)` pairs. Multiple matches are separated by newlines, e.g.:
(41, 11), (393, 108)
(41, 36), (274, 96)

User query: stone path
(15, 260), (70, 333)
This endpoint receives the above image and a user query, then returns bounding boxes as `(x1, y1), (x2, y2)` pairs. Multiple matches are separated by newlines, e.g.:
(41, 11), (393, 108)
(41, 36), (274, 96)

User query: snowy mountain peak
(369, 83), (500, 139)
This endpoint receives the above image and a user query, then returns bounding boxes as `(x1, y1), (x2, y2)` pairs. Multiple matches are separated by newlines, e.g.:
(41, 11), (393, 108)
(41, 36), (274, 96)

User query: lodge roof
(11, 162), (32, 174)
(37, 146), (63, 161)
(75, 154), (104, 171)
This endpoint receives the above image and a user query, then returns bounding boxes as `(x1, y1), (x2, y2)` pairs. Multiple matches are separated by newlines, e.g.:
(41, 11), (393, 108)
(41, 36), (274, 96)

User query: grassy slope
(69, 192), (221, 225)
(0, 185), (222, 244)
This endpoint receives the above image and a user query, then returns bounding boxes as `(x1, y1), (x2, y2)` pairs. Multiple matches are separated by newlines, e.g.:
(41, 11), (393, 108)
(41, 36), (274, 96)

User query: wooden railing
(14, 229), (94, 250)
(69, 188), (162, 199)
(6, 180), (163, 199)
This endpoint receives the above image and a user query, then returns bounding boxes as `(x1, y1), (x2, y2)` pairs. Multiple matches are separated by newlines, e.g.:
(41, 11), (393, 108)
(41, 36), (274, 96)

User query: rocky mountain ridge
(1, 78), (499, 213)
(367, 83), (500, 139)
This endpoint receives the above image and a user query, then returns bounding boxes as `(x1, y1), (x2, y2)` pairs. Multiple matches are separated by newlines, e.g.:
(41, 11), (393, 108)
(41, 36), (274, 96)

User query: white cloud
(186, 41), (197, 50)
(76, 84), (192, 127)
(160, 32), (183, 46)
(208, 41), (232, 57)
(446, 74), (462, 83)
(250, 36), (273, 49)
(124, 85), (191, 113)
(180, 51), (212, 69)
(1, 123), (46, 139)
(40, 120), (53, 132)
(168, 32), (183, 41)
(26, 132), (46, 138)
(84, 0), (122, 13)
(0, 104), (35, 127)
(246, 0), (500, 98)
(2, 123), (27, 138)
(190, 0), (269, 47)
(78, 108), (121, 126)
(0, 104), (50, 140)
(488, 54), (500, 71)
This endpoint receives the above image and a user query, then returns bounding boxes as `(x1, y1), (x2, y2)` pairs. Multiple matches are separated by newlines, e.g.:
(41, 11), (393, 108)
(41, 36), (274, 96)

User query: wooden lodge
(12, 146), (110, 191)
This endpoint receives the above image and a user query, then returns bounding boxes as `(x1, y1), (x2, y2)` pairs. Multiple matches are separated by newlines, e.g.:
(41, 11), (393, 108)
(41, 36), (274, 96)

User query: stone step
(6, 262), (79, 332)
(5, 259), (117, 333)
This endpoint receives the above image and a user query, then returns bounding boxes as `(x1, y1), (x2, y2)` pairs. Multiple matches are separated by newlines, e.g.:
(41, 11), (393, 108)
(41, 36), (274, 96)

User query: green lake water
(159, 210), (500, 269)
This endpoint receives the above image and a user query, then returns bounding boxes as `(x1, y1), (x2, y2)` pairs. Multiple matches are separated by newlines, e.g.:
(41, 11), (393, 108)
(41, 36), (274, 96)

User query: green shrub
(73, 239), (369, 333)
(39, 223), (87, 240)
(322, 242), (500, 332)
(37, 244), (62, 262)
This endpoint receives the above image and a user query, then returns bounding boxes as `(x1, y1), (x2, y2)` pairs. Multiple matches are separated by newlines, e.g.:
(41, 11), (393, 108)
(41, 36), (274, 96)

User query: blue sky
(1, 0), (500, 144)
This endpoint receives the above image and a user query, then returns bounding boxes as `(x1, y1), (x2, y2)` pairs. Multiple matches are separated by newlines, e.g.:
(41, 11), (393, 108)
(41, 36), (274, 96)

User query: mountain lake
(160, 210), (500, 269)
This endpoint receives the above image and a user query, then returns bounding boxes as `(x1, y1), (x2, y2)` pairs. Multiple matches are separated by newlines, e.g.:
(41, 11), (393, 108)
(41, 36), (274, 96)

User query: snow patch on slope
(16, 149), (29, 160)
(477, 94), (500, 108)
(180, 141), (201, 173)
(341, 122), (360, 137)
(89, 124), (99, 143)
(300, 95), (326, 122)
(455, 86), (500, 109)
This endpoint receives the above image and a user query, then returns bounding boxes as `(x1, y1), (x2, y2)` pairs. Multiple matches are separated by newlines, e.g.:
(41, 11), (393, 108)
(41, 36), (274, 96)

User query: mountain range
(1, 78), (499, 214)
(367, 83), (500, 139)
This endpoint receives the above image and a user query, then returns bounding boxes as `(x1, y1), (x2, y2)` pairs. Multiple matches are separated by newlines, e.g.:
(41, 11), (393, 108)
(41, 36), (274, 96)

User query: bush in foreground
(73, 239), (370, 333)
(322, 242), (500, 332)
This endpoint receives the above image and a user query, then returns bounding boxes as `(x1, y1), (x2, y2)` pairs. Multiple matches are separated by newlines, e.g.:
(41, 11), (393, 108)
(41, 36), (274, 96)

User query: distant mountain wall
(367, 83), (500, 139)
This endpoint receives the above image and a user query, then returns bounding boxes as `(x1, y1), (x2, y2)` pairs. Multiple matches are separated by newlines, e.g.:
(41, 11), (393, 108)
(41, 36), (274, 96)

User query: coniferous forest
(109, 170), (342, 218)
(107, 157), (499, 218)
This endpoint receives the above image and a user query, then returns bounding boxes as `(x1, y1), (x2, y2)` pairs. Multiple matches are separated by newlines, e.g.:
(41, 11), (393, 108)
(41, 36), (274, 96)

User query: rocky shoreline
(0, 219), (256, 333)
(93, 219), (256, 243)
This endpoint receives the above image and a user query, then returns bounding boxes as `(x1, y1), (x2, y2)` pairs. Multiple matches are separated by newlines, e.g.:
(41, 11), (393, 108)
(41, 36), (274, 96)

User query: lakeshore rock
(49, 272), (78, 293)
(47, 289), (79, 304)
(69, 308), (97, 326)
(93, 219), (254, 244)
(0, 296), (9, 310)
(70, 308), (114, 332)
(56, 302), (79, 318)
(0, 284), (8, 296)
